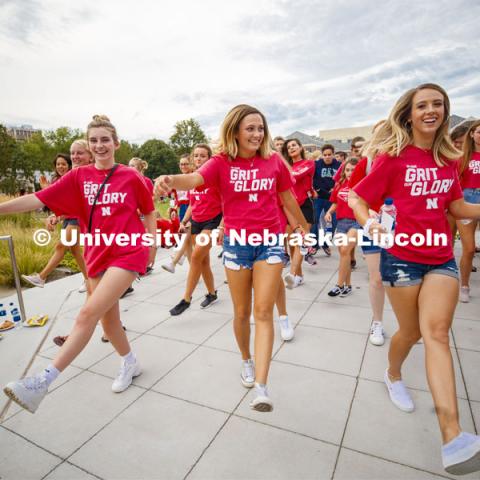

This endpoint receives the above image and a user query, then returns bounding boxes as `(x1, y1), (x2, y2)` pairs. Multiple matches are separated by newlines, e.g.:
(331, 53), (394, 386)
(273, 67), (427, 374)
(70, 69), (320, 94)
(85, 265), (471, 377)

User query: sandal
(53, 335), (68, 347)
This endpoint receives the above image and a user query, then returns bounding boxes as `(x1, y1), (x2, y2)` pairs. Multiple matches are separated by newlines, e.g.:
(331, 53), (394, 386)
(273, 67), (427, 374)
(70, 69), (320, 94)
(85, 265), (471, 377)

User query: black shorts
(190, 213), (222, 235)
(300, 198), (314, 224)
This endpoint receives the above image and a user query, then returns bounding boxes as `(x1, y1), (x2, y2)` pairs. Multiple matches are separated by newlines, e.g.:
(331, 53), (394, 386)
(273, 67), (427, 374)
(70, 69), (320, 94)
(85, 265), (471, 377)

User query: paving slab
(188, 415), (338, 480)
(69, 391), (228, 480)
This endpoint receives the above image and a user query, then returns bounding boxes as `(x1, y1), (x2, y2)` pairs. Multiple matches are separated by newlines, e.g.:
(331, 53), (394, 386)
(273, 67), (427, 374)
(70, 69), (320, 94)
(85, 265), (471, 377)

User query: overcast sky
(1, 0), (479, 144)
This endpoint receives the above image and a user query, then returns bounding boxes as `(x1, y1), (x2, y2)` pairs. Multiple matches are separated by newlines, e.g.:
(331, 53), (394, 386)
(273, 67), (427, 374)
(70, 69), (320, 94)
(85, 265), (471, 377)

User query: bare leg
(225, 266), (252, 360)
(252, 260), (283, 384)
(418, 274), (461, 444)
(365, 252), (385, 322)
(275, 278), (287, 317)
(385, 284), (422, 379)
(457, 220), (477, 287)
(52, 267), (136, 371)
(39, 243), (67, 280)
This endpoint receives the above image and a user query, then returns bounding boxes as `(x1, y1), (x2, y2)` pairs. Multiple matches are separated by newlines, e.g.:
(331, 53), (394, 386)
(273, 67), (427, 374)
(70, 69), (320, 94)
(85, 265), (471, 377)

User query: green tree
(138, 139), (177, 180)
(115, 140), (139, 165)
(169, 118), (208, 156)
(0, 124), (18, 194)
(44, 127), (83, 154)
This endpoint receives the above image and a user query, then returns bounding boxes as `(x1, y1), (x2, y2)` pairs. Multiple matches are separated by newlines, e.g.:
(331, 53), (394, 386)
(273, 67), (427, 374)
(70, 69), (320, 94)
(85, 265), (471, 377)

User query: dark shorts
(191, 213), (222, 235)
(380, 249), (459, 287)
(62, 218), (79, 229)
(222, 234), (286, 270)
(300, 198), (314, 224)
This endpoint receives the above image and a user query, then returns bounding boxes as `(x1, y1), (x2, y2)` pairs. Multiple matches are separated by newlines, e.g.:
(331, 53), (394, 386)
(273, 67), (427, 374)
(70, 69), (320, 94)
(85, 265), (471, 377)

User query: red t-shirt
(353, 146), (463, 264)
(333, 163), (344, 183)
(291, 159), (314, 205)
(459, 151), (480, 189)
(348, 157), (383, 212)
(143, 176), (154, 196)
(330, 180), (355, 220)
(188, 186), (222, 223)
(36, 164), (155, 277)
(198, 152), (294, 236)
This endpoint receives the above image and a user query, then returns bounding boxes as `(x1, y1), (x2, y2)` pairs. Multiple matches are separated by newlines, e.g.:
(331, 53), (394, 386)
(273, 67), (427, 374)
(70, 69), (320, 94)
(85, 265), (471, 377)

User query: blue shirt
(313, 158), (341, 199)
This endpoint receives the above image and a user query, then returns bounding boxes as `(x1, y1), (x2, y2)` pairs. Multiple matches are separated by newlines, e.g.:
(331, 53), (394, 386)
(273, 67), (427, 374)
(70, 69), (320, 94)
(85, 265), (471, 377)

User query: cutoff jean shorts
(380, 249), (458, 287)
(222, 234), (286, 270)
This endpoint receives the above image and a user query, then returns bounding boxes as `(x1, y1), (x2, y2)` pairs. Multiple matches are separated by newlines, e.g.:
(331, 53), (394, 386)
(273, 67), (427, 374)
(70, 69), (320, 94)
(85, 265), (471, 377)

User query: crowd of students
(1, 83), (480, 475)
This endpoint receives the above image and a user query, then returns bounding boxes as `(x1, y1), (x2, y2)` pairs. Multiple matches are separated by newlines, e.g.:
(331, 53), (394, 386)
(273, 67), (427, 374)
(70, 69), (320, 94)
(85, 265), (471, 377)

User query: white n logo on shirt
(249, 193), (258, 202)
(101, 206), (112, 216)
(426, 198), (438, 210)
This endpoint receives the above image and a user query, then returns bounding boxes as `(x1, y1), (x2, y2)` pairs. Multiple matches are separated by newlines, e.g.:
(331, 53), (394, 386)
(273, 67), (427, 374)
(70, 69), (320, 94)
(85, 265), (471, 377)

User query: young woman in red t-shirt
(324, 158), (359, 297)
(2, 115), (157, 414)
(168, 143), (223, 316)
(22, 153), (91, 292)
(155, 105), (307, 412)
(352, 84), (480, 475)
(161, 154), (194, 273)
(281, 138), (315, 289)
(457, 120), (480, 303)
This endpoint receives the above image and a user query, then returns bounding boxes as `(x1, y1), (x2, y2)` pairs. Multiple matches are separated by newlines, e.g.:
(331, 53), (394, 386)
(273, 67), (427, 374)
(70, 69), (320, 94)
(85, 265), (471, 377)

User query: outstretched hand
(155, 176), (174, 196)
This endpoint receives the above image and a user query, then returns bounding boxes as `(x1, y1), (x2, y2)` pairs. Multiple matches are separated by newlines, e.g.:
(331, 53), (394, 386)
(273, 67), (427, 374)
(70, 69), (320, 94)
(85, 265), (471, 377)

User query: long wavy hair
(459, 119), (480, 177)
(365, 83), (460, 166)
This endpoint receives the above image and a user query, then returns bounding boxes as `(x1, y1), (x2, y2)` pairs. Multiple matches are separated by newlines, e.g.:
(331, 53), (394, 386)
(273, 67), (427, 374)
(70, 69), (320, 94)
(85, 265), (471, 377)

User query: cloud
(0, 0), (479, 142)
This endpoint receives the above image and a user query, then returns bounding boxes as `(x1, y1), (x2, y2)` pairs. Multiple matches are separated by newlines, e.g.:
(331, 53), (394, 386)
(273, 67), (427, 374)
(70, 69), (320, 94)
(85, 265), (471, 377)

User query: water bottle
(0, 304), (7, 323)
(9, 302), (22, 328)
(379, 198), (397, 248)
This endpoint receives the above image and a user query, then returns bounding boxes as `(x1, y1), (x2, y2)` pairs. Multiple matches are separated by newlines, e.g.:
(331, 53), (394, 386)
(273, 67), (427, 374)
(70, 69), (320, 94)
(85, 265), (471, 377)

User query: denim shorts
(222, 234), (286, 270)
(335, 218), (362, 234)
(360, 235), (382, 255)
(464, 188), (480, 204)
(380, 249), (458, 287)
(62, 218), (79, 229)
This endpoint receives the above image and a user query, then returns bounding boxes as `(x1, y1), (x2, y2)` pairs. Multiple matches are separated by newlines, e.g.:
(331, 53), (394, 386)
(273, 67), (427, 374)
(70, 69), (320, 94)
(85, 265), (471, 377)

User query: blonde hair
(129, 157), (148, 173)
(366, 84), (460, 166)
(70, 139), (93, 161)
(459, 119), (480, 177)
(87, 115), (119, 143)
(361, 119), (386, 159)
(218, 105), (273, 159)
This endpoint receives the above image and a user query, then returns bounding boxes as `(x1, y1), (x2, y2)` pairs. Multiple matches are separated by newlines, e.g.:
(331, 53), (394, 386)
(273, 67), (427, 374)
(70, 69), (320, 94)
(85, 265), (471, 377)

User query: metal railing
(0, 235), (27, 322)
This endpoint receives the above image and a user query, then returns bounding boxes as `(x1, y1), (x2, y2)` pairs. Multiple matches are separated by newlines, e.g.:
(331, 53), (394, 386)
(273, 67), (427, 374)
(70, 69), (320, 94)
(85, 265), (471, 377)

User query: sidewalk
(0, 245), (479, 480)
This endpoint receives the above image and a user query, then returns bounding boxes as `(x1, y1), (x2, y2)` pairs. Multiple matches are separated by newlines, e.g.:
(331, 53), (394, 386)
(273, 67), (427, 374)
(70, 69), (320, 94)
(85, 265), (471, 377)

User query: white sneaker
(241, 359), (255, 388)
(294, 275), (305, 287)
(161, 260), (175, 274)
(384, 369), (414, 412)
(459, 286), (470, 303)
(284, 273), (295, 289)
(112, 357), (142, 393)
(369, 321), (385, 346)
(78, 281), (88, 293)
(442, 432), (480, 475)
(279, 315), (294, 341)
(250, 384), (273, 412)
(21, 273), (45, 288)
(3, 376), (48, 413)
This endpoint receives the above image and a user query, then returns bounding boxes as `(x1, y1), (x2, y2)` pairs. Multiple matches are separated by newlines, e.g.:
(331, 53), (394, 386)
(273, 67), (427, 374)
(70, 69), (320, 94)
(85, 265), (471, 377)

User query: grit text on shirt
(230, 167), (275, 192)
(83, 182), (128, 206)
(404, 167), (454, 196)
(469, 159), (480, 174)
